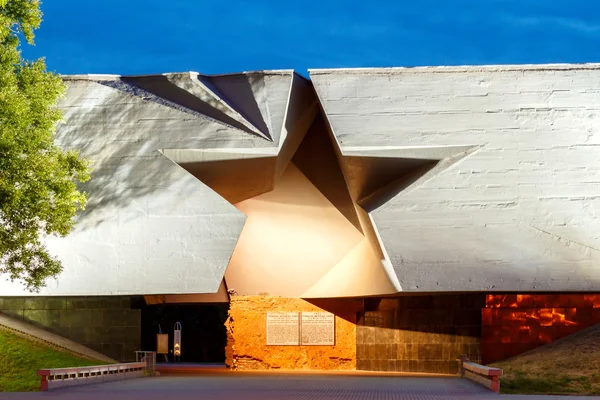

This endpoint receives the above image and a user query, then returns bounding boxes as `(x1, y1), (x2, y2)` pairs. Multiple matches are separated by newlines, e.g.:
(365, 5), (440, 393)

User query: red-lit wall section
(482, 294), (600, 364)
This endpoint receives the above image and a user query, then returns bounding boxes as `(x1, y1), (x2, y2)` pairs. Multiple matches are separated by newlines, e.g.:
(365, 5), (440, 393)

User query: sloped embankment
(492, 323), (600, 395)
(0, 327), (108, 392)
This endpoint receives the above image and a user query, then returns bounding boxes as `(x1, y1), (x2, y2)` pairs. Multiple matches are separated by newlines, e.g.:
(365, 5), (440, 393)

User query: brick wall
(227, 296), (362, 370)
(0, 296), (140, 361)
(482, 294), (600, 364)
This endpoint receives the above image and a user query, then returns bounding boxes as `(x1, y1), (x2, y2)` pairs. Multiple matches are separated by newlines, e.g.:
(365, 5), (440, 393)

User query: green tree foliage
(0, 0), (90, 291)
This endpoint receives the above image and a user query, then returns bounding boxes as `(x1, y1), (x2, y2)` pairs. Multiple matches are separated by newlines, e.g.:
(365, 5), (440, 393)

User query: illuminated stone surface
(482, 294), (600, 364)
(226, 296), (361, 370)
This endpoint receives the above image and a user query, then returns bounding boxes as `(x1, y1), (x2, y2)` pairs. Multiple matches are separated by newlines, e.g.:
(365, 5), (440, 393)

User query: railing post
(491, 375), (500, 393)
(39, 374), (48, 392)
(461, 359), (503, 393)
(459, 354), (469, 377)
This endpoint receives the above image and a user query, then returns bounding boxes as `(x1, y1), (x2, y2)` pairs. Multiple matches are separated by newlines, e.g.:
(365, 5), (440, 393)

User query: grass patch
(499, 370), (599, 395)
(491, 324), (600, 395)
(0, 328), (107, 392)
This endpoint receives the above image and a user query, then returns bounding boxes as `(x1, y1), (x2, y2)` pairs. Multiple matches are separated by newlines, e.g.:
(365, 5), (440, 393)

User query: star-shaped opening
(161, 111), (476, 299)
(100, 71), (478, 299)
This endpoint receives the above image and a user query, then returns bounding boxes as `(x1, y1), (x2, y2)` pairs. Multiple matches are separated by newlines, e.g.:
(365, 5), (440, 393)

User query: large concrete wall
(311, 64), (600, 292)
(2, 64), (599, 296)
(0, 71), (315, 296)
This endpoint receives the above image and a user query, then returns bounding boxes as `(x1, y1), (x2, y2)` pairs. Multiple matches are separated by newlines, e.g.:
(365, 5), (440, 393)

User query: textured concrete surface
(0, 71), (314, 296)
(0, 313), (115, 363)
(2, 64), (599, 296)
(1, 373), (597, 399)
(311, 64), (600, 292)
(143, 280), (230, 304)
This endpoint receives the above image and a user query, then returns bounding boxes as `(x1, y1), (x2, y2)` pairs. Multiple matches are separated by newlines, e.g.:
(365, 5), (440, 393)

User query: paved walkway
(0, 313), (116, 363)
(1, 372), (599, 399)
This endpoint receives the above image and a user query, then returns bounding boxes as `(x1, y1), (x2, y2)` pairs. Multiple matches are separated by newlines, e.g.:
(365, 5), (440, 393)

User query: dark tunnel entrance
(140, 302), (228, 363)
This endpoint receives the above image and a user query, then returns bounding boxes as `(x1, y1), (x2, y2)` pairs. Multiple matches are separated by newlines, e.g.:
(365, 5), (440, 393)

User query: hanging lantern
(173, 322), (182, 358)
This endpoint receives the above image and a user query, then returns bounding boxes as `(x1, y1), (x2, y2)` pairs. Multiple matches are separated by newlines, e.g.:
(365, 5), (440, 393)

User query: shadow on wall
(354, 294), (485, 374)
(304, 298), (364, 324)
(58, 78), (274, 232)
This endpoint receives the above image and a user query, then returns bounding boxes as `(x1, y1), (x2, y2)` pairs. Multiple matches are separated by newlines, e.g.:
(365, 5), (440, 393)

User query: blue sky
(22, 0), (600, 76)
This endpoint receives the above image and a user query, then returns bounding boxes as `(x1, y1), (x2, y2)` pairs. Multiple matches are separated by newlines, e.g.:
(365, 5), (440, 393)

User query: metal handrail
(37, 362), (146, 391)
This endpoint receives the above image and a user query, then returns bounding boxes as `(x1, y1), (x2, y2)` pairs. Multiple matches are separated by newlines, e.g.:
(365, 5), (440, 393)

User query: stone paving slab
(1, 373), (599, 399)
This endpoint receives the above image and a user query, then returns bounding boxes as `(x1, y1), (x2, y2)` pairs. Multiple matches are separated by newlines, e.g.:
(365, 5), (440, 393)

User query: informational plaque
(156, 333), (169, 354)
(301, 312), (335, 345)
(266, 312), (300, 345)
